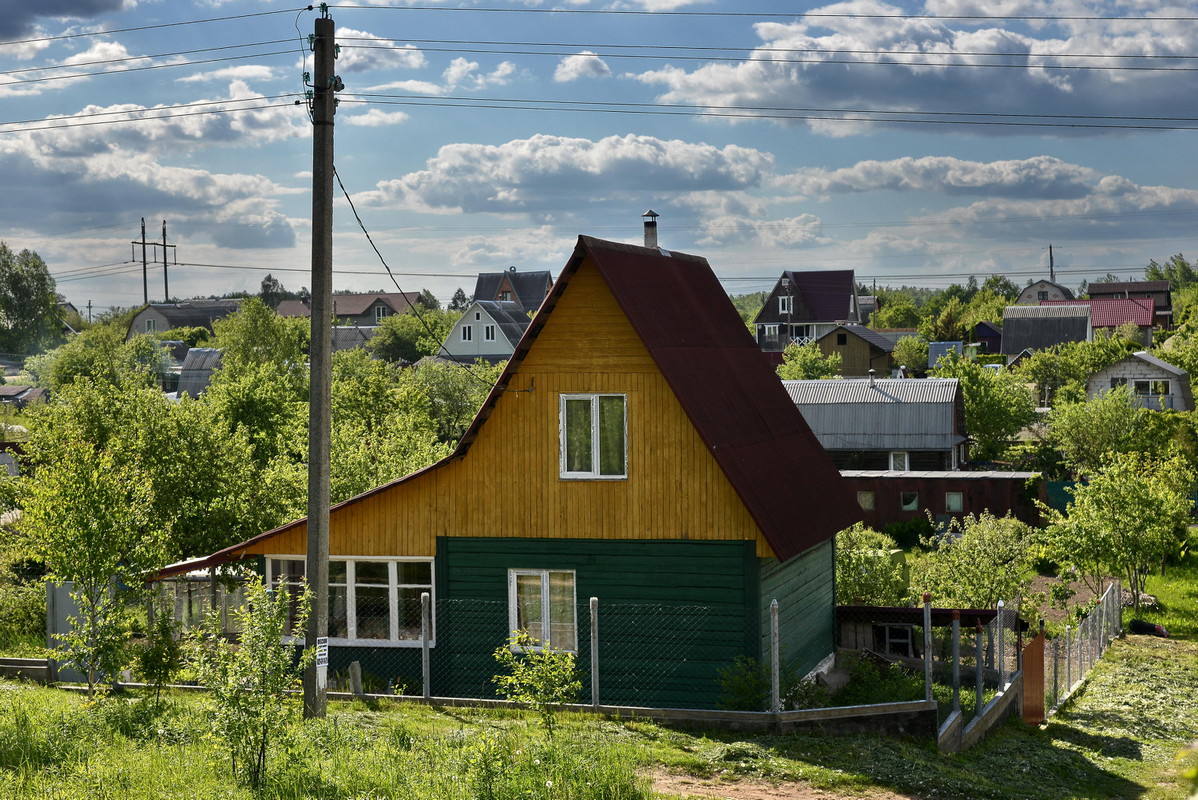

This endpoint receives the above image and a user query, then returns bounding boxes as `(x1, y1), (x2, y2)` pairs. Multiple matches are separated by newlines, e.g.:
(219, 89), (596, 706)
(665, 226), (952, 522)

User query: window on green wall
(267, 556), (434, 646)
(508, 569), (577, 652)
(560, 394), (626, 479)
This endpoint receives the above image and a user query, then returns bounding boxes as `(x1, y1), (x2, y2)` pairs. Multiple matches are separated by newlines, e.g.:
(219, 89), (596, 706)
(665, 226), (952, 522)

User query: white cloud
(177, 65), (277, 84)
(631, 0), (1197, 137)
(554, 52), (612, 82)
(443, 58), (516, 90)
(334, 28), (427, 74)
(357, 133), (774, 215)
(343, 109), (410, 127)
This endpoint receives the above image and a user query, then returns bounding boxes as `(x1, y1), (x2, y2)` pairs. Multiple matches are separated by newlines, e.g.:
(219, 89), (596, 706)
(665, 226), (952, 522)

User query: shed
(1087, 351), (1193, 411)
(1000, 305), (1092, 363)
(784, 378), (968, 470)
(814, 324), (893, 377)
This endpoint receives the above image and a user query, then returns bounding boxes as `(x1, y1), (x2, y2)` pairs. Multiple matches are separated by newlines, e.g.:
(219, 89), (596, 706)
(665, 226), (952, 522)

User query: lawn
(1, 635), (1195, 800)
(1139, 543), (1198, 640)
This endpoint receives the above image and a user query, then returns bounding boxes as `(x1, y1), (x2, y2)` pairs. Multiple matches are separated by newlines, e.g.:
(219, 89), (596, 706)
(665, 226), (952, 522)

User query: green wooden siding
(758, 539), (835, 680)
(437, 537), (756, 709)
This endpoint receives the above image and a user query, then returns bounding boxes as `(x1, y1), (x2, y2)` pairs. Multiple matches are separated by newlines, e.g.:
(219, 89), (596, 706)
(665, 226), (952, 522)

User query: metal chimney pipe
(642, 209), (659, 249)
(869, 368), (876, 387)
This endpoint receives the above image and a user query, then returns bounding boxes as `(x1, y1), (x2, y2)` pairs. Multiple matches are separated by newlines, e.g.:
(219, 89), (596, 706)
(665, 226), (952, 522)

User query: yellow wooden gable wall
(241, 253), (774, 559)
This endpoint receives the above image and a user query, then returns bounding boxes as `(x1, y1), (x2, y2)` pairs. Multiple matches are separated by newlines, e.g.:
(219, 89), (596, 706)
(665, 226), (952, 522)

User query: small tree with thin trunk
(22, 441), (163, 698)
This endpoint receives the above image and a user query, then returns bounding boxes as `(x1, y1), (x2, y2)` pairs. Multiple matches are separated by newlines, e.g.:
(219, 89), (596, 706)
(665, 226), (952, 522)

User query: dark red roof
(167, 236), (858, 576)
(785, 269), (857, 322)
(1042, 297), (1154, 328)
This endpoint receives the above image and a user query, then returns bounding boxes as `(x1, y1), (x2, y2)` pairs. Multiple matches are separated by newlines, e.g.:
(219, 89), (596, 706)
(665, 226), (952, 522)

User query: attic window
(475, 312), (482, 320)
(461, 325), (473, 342)
(560, 394), (626, 479)
(499, 291), (512, 302)
(779, 295), (793, 315)
(145, 318), (156, 333)
(375, 305), (390, 322)
(889, 451), (909, 472)
(836, 332), (848, 346)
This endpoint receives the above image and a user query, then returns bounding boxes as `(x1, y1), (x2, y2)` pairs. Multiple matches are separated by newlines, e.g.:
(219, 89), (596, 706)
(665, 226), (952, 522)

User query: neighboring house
(472, 267), (554, 314)
(0, 385), (47, 409)
(331, 326), (378, 353)
(176, 348), (223, 398)
(1015, 279), (1074, 305)
(841, 470), (1044, 529)
(973, 321), (1002, 355)
(441, 300), (530, 364)
(277, 292), (423, 326)
(164, 236), (859, 709)
(1000, 305), (1092, 364)
(1087, 351), (1193, 411)
(1042, 298), (1155, 346)
(752, 270), (860, 356)
(858, 295), (879, 321)
(927, 341), (963, 369)
(784, 377), (968, 471)
(1087, 280), (1172, 328)
(815, 324), (893, 377)
(126, 299), (242, 340)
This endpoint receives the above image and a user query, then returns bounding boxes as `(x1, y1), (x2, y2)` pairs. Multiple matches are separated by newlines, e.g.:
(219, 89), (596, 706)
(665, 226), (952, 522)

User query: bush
(882, 517), (933, 549)
(492, 630), (581, 736)
(716, 655), (827, 711)
(836, 523), (905, 605)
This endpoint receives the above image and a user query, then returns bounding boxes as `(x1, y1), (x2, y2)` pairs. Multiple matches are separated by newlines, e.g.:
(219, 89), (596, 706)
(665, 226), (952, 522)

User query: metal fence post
(1052, 635), (1059, 710)
(1065, 625), (1072, 691)
(421, 591), (431, 700)
(1098, 586), (1107, 658)
(923, 593), (933, 702)
(590, 596), (600, 709)
(770, 599), (780, 713)
(951, 610), (960, 713)
(996, 600), (1006, 689)
(974, 620), (984, 718)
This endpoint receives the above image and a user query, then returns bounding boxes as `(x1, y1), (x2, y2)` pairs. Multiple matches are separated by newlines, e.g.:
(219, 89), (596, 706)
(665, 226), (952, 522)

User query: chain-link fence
(1039, 581), (1122, 719)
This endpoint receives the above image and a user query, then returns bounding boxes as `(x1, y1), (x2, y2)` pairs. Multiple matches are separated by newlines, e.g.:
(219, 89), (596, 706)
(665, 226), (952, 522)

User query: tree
(1145, 253), (1196, 289)
(919, 296), (968, 342)
(258, 273), (289, 309)
(22, 440), (164, 697)
(932, 351), (1037, 462)
(0, 243), (61, 356)
(368, 308), (459, 364)
(418, 288), (441, 310)
(397, 357), (503, 445)
(981, 274), (1020, 300)
(192, 574), (312, 790)
(891, 335), (928, 374)
(835, 524), (905, 606)
(870, 292), (921, 329)
(729, 291), (767, 326)
(448, 287), (471, 312)
(1046, 384), (1149, 478)
(776, 341), (841, 379)
(1041, 453), (1193, 614)
(907, 513), (1035, 608)
(22, 325), (171, 393)
(1012, 329), (1139, 407)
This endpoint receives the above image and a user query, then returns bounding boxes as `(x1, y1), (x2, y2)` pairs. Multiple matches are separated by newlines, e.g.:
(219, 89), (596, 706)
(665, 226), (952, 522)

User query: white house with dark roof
(1087, 351), (1193, 411)
(440, 300), (530, 364)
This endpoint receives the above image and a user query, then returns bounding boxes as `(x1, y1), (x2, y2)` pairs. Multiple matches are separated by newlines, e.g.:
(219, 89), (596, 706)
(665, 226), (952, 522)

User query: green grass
(1140, 546), (1198, 640)
(1, 635), (1195, 799)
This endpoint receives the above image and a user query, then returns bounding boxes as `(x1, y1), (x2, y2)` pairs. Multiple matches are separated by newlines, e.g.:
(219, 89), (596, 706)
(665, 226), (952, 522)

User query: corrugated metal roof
(177, 347), (223, 397)
(1004, 304), (1091, 319)
(474, 300), (531, 347)
(1001, 307), (1091, 355)
(784, 378), (964, 451)
(1088, 280), (1170, 295)
(817, 325), (894, 352)
(840, 470), (1038, 479)
(1042, 298), (1153, 328)
(193, 236), (859, 571)
(1130, 350), (1187, 376)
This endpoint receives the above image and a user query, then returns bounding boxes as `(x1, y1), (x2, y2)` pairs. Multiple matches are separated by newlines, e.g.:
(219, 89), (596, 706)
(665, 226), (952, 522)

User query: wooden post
(349, 661), (363, 696)
(770, 599), (780, 713)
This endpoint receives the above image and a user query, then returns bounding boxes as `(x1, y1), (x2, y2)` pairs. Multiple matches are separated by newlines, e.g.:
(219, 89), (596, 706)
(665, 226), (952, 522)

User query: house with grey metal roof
(1087, 350), (1193, 411)
(176, 347), (223, 398)
(1000, 304), (1091, 364)
(440, 300), (530, 364)
(125, 299), (242, 340)
(784, 377), (968, 470)
(1016, 279), (1074, 305)
(472, 267), (553, 314)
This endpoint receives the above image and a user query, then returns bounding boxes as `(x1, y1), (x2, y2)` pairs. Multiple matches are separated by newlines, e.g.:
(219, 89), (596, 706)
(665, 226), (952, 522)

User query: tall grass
(1141, 543), (1198, 639)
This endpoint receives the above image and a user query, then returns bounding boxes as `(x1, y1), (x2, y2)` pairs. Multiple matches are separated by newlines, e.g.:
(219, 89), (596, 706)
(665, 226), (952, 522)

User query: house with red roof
(166, 236), (859, 709)
(1042, 297), (1156, 346)
(276, 291), (423, 326)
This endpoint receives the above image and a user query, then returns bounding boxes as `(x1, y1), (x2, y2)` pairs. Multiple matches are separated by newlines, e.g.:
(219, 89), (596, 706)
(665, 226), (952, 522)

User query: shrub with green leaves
(716, 654), (826, 711)
(835, 523), (905, 606)
(907, 512), (1035, 608)
(492, 630), (581, 736)
(191, 574), (312, 790)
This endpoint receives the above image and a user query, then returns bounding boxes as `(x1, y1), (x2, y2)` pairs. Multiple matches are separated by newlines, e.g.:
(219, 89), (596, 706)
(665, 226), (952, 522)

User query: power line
(0, 94), (296, 130)
(0, 8), (307, 48)
(330, 5), (1198, 22)
(0, 39), (295, 78)
(0, 100), (298, 134)
(0, 48), (296, 88)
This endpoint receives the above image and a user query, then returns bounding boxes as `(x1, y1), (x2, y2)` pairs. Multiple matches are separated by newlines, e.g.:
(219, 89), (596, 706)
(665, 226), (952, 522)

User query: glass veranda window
(560, 394), (626, 478)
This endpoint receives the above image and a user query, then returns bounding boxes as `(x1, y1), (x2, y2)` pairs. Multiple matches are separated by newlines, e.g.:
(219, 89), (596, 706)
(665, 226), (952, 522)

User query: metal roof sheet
(783, 377), (959, 404)
(1042, 298), (1153, 328)
(784, 378), (964, 451)
(839, 470), (1039, 479)
(817, 325), (895, 352)
(1003, 304), (1091, 319)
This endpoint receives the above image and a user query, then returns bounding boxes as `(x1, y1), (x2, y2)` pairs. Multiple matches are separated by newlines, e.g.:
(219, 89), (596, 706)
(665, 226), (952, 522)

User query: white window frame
(461, 324), (473, 342)
(374, 305), (390, 323)
(507, 569), (577, 653)
(484, 324), (496, 342)
(145, 318), (156, 333)
(267, 556), (435, 648)
(779, 295), (793, 315)
(889, 451), (910, 472)
(559, 393), (627, 479)
(1133, 379), (1169, 396)
(945, 491), (964, 513)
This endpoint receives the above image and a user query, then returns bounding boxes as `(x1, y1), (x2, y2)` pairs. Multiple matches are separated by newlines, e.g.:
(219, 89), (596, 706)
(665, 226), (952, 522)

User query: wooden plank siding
(758, 539), (836, 679)
(436, 537), (757, 708)
(240, 255), (772, 561)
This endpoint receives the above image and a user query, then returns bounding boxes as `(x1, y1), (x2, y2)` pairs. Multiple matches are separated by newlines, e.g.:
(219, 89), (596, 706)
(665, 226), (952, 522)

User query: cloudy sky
(2, 0), (1196, 312)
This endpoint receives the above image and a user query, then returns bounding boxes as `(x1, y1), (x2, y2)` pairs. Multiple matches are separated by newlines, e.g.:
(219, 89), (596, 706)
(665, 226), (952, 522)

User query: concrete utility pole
(133, 219), (148, 306)
(143, 221), (176, 303)
(303, 8), (338, 720)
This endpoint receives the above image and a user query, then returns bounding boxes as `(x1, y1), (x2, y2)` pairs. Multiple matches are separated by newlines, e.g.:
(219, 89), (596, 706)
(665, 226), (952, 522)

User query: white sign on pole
(315, 636), (329, 690)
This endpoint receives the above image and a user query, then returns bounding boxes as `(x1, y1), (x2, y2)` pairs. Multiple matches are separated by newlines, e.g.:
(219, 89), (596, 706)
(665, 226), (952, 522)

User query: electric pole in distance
(303, 6), (339, 720)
